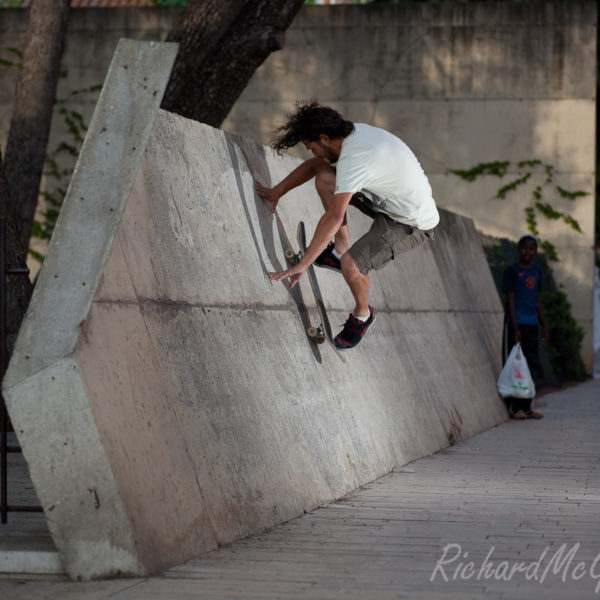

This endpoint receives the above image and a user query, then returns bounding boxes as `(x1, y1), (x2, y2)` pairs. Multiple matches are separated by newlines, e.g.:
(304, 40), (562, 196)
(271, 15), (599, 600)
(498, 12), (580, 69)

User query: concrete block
(3, 39), (178, 579)
(4, 40), (507, 582)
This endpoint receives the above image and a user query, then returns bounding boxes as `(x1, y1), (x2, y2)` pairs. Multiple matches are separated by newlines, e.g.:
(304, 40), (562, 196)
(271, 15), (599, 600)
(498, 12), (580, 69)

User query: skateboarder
(256, 102), (439, 350)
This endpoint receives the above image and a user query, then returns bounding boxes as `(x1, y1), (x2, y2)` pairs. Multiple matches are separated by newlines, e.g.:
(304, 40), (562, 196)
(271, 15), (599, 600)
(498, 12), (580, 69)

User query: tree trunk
(0, 150), (33, 360)
(162, 0), (245, 112)
(163, 0), (305, 127)
(3, 0), (70, 260)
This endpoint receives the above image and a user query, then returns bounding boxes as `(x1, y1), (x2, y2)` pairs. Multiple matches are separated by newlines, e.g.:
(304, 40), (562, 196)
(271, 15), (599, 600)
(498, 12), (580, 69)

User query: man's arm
(537, 305), (548, 344)
(505, 291), (521, 344)
(537, 271), (548, 343)
(255, 157), (328, 212)
(301, 192), (352, 266)
(267, 192), (353, 287)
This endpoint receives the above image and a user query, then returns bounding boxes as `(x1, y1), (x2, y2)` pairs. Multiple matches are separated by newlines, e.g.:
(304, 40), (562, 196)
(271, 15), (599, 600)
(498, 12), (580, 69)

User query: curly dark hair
(272, 101), (354, 152)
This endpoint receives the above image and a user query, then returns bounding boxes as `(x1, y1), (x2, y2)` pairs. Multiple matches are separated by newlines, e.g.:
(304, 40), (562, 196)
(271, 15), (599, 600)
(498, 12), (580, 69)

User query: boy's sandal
(526, 410), (544, 419)
(511, 410), (527, 420)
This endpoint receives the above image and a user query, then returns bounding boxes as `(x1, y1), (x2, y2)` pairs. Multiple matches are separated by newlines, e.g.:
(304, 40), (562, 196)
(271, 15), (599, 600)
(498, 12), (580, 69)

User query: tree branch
(164, 0), (305, 127)
(3, 0), (70, 259)
(162, 0), (245, 112)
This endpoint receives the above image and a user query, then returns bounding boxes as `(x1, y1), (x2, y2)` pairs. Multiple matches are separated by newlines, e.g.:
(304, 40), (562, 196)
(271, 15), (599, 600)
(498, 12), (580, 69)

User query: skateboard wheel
(307, 326), (325, 343)
(284, 249), (295, 262)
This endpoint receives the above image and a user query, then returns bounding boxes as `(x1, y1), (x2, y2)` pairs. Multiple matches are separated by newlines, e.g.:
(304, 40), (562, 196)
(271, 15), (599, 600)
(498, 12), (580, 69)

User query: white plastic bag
(497, 342), (535, 399)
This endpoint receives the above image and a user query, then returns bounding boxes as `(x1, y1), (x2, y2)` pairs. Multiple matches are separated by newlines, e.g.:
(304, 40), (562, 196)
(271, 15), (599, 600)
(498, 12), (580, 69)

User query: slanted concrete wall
(3, 40), (506, 580)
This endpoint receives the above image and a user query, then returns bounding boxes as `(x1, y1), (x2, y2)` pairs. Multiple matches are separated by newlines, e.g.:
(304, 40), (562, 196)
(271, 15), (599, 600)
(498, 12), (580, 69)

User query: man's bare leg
(315, 167), (351, 253)
(340, 253), (371, 317)
(315, 167), (370, 316)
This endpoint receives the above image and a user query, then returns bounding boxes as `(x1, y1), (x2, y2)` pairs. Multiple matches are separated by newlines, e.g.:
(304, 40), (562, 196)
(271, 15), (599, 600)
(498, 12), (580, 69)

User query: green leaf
(518, 159), (541, 169)
(556, 185), (589, 200)
(524, 207), (539, 236)
(69, 111), (88, 132)
(27, 249), (45, 264)
(562, 214), (583, 234)
(535, 201), (561, 220)
(540, 240), (559, 262)
(449, 160), (510, 182)
(55, 142), (79, 157)
(68, 83), (101, 97)
(496, 173), (531, 199)
(64, 116), (85, 143)
(534, 202), (583, 233)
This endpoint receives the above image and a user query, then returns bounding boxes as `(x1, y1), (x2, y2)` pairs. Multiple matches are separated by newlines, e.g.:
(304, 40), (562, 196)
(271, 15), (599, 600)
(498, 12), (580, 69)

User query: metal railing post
(0, 218), (40, 523)
(0, 218), (7, 524)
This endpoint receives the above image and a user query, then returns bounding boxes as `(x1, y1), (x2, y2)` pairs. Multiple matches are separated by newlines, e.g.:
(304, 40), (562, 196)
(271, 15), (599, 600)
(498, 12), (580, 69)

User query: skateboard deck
(286, 222), (345, 363)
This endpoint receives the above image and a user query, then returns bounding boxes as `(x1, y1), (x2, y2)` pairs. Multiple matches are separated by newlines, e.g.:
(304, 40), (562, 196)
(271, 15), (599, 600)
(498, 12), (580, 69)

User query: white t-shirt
(334, 123), (439, 230)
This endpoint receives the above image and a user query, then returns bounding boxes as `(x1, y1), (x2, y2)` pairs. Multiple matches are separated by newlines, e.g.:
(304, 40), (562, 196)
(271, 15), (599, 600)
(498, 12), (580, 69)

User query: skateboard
(285, 222), (346, 363)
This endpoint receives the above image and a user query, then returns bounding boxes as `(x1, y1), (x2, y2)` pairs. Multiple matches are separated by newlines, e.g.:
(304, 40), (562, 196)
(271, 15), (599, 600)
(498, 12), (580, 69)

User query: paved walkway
(1, 379), (599, 599)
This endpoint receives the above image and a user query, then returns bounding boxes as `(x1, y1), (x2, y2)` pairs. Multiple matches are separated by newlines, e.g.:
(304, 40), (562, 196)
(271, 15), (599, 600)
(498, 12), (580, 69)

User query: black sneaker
(334, 306), (375, 350)
(315, 242), (341, 273)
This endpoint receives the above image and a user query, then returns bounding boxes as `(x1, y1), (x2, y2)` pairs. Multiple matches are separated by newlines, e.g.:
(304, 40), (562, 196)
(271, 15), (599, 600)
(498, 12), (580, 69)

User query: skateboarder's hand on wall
(267, 262), (307, 289)
(255, 181), (280, 213)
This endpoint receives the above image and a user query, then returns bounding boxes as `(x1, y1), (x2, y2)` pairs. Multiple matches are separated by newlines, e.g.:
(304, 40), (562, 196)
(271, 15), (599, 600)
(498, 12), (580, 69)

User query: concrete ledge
(0, 551), (63, 576)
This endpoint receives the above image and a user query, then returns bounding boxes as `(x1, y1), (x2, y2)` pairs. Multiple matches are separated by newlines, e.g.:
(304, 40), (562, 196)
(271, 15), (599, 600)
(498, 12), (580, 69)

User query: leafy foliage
(31, 82), (102, 263)
(450, 159), (588, 262)
(496, 173), (531, 199)
(540, 287), (587, 381)
(0, 47), (23, 68)
(556, 186), (588, 200)
(0, 50), (98, 263)
(449, 161), (509, 181)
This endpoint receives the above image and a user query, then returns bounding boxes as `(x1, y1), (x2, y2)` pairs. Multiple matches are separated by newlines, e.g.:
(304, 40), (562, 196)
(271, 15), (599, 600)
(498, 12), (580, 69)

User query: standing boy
(256, 102), (439, 350)
(502, 234), (549, 419)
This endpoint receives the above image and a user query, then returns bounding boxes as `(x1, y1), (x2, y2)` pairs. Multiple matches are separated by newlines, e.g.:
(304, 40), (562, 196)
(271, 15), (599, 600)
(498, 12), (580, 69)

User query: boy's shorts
(347, 191), (436, 275)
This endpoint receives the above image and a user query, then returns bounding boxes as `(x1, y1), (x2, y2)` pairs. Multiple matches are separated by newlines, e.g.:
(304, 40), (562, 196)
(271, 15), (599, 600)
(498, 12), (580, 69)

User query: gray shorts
(347, 192), (436, 275)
